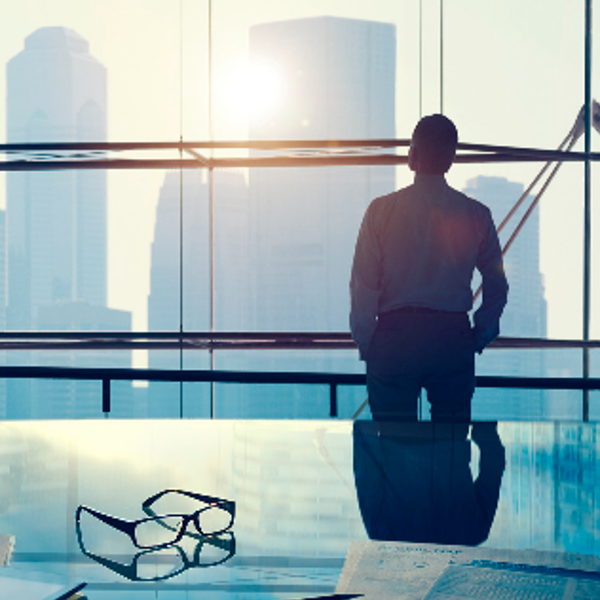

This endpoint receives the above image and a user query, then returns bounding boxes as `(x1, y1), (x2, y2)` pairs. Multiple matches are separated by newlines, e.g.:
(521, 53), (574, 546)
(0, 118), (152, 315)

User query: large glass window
(0, 2), (596, 420)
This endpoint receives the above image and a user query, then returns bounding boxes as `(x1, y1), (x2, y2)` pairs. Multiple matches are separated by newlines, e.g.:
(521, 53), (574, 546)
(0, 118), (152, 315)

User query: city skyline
(144, 16), (397, 417)
(0, 10), (596, 418)
(0, 2), (594, 345)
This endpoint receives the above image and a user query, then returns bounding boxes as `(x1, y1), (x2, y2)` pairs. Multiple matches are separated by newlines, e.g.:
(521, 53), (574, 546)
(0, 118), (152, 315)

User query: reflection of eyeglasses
(76, 529), (236, 582)
(76, 490), (235, 550)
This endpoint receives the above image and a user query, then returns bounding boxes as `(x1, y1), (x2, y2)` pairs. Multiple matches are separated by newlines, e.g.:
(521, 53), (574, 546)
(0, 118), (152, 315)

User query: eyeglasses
(76, 489), (235, 550)
(75, 530), (236, 581)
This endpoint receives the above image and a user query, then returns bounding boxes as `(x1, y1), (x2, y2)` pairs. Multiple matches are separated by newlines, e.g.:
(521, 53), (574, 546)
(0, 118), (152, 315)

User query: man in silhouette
(350, 114), (508, 422)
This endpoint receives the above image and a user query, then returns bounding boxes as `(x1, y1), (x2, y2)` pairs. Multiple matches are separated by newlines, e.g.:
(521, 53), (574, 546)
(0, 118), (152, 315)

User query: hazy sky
(1, 0), (599, 345)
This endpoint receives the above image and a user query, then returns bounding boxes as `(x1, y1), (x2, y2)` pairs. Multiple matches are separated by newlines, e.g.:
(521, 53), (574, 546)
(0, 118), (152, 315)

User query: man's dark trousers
(366, 308), (475, 422)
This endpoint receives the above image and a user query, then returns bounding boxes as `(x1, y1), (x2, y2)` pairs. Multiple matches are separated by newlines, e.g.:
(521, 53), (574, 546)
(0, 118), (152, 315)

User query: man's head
(408, 114), (458, 174)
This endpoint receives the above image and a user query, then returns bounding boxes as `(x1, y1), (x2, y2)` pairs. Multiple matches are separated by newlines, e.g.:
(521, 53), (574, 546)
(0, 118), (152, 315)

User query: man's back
(349, 114), (508, 422)
(350, 173), (507, 361)
(361, 174), (496, 315)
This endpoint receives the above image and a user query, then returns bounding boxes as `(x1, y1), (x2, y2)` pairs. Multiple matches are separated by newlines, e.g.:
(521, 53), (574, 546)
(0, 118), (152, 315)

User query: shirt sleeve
(350, 202), (383, 361)
(473, 209), (509, 353)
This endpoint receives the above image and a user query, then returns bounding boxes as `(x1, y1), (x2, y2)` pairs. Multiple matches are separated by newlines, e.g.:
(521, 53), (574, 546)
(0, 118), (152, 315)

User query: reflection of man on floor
(352, 421), (506, 545)
(350, 115), (508, 422)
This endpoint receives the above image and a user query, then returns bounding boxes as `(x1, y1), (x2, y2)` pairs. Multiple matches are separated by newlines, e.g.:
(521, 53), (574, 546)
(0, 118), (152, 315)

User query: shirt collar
(413, 173), (448, 187)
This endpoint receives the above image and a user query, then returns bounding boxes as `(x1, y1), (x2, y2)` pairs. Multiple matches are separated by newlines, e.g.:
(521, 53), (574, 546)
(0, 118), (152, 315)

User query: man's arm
(473, 209), (509, 353)
(350, 202), (383, 361)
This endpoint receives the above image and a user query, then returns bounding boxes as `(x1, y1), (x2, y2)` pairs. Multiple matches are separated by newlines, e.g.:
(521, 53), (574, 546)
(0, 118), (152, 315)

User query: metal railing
(0, 331), (599, 351)
(2, 365), (600, 418)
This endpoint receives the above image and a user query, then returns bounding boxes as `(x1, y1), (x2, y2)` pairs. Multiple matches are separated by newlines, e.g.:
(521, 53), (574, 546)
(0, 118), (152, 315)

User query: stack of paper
(336, 541), (600, 600)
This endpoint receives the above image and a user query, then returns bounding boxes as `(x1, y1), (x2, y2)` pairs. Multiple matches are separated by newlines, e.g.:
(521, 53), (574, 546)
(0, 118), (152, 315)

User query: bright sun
(221, 60), (283, 121)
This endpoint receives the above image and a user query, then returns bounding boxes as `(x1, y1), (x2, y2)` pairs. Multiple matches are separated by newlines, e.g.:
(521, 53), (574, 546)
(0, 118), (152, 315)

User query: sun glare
(221, 60), (283, 121)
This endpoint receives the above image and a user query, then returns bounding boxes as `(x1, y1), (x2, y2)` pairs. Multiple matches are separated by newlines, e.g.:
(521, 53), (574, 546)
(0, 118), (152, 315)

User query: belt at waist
(379, 306), (467, 318)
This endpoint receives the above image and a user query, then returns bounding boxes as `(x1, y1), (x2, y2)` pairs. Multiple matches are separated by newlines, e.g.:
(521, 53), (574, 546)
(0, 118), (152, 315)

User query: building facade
(6, 27), (108, 328)
(248, 16), (396, 333)
(5, 27), (132, 417)
(463, 176), (548, 419)
(147, 170), (248, 417)
(237, 17), (397, 416)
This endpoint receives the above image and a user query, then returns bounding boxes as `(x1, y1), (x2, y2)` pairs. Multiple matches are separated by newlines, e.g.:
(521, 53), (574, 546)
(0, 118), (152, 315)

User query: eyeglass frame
(75, 489), (236, 550)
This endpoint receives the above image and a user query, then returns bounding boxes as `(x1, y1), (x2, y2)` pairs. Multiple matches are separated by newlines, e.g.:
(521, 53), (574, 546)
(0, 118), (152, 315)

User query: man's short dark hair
(411, 114), (458, 174)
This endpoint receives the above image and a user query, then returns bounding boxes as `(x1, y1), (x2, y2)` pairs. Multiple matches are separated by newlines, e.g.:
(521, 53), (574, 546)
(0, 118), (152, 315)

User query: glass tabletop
(0, 419), (598, 599)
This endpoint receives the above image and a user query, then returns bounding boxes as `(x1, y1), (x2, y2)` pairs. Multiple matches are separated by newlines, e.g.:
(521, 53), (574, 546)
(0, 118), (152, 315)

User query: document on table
(0, 574), (86, 600)
(336, 541), (600, 600)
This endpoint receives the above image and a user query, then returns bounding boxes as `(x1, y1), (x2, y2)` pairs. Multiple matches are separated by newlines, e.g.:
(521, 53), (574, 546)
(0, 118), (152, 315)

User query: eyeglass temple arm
(142, 489), (235, 513)
(76, 505), (137, 537)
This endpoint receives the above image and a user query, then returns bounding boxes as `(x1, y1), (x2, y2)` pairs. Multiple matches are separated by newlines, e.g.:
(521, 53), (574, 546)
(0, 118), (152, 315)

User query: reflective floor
(0, 419), (598, 598)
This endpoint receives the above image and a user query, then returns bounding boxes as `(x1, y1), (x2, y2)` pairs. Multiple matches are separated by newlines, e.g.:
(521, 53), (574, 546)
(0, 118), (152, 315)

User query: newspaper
(336, 541), (600, 600)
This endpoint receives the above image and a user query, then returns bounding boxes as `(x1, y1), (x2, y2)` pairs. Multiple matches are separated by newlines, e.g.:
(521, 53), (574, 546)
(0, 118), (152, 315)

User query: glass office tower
(5, 27), (132, 418)
(248, 16), (396, 332)
(147, 170), (248, 417)
(232, 16), (397, 416)
(6, 27), (108, 327)
(464, 176), (548, 419)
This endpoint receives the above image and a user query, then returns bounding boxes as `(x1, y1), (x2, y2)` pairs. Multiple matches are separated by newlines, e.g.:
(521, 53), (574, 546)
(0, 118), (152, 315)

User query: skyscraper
(463, 176), (548, 419)
(147, 170), (211, 418)
(241, 16), (397, 415)
(248, 16), (396, 332)
(6, 27), (107, 329)
(5, 28), (132, 417)
(147, 170), (248, 417)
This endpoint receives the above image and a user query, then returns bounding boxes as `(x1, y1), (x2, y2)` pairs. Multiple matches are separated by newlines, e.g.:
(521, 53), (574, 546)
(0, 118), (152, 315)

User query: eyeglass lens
(196, 506), (233, 535)
(134, 506), (232, 548)
(134, 516), (185, 548)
